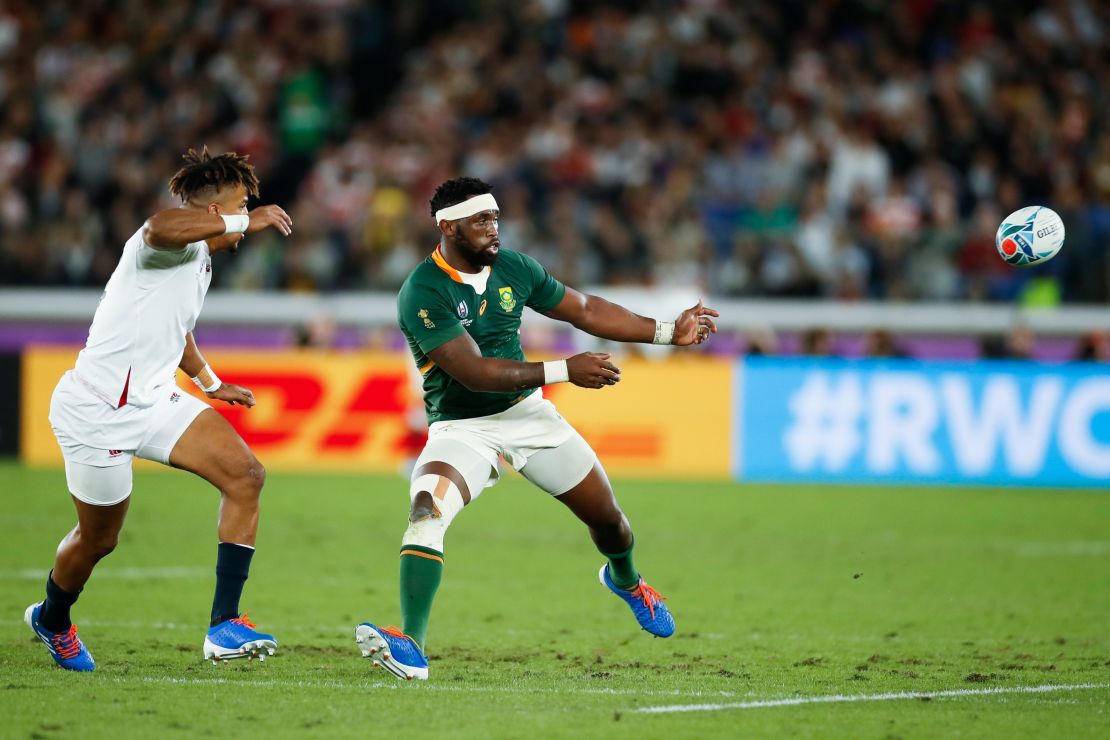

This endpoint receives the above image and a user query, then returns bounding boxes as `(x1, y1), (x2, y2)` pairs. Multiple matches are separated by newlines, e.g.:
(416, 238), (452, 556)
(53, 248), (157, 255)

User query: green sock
(399, 545), (443, 649)
(600, 540), (639, 590)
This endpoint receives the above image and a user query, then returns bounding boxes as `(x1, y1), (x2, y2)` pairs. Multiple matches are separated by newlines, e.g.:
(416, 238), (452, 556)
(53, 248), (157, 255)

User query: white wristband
(221, 214), (249, 235)
(543, 360), (570, 385)
(191, 364), (222, 393)
(653, 320), (676, 345)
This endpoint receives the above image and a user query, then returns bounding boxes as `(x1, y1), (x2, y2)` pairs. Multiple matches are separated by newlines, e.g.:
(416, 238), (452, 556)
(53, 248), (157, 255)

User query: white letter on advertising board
(941, 375), (1061, 477)
(1057, 378), (1110, 479)
(867, 374), (940, 474)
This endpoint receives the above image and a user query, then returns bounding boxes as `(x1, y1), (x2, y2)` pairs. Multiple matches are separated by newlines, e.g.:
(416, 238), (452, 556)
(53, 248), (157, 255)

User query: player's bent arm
(179, 332), (208, 378)
(543, 287), (720, 347)
(426, 333), (544, 392)
(178, 332), (256, 407)
(426, 333), (620, 391)
(144, 205), (293, 248)
(144, 209), (235, 249)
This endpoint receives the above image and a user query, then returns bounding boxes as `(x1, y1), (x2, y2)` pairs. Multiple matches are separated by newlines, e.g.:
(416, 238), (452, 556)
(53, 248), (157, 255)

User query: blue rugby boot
(25, 602), (95, 672)
(203, 614), (277, 663)
(599, 564), (675, 638)
(355, 623), (428, 680)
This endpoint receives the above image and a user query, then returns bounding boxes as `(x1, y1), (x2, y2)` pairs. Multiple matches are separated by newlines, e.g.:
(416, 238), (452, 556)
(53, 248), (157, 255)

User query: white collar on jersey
(432, 246), (491, 293)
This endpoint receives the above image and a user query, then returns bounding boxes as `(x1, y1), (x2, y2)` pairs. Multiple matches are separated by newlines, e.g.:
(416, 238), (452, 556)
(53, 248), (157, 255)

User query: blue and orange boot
(599, 564), (675, 637)
(203, 614), (277, 663)
(355, 623), (428, 680)
(25, 602), (95, 672)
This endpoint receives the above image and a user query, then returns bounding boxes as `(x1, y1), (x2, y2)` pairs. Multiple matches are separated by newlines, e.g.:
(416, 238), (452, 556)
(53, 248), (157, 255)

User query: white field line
(31, 676), (1110, 707)
(114, 675), (752, 699)
(636, 682), (1110, 714)
(0, 566), (207, 580)
(1006, 541), (1110, 557)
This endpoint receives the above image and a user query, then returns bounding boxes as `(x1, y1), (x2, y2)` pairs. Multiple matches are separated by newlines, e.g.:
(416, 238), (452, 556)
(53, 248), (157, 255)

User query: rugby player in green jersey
(355, 177), (718, 680)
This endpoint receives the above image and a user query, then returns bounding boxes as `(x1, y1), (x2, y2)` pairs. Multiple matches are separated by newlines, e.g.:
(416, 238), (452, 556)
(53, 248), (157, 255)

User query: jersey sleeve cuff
(529, 282), (566, 312)
(416, 323), (466, 354)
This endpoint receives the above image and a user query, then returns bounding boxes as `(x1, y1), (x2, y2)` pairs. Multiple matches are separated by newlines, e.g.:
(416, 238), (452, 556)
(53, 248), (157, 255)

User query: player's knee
(222, 454), (265, 501)
(592, 509), (629, 538)
(78, 526), (119, 559)
(247, 458), (266, 494)
(409, 490), (440, 523)
(402, 471), (468, 551)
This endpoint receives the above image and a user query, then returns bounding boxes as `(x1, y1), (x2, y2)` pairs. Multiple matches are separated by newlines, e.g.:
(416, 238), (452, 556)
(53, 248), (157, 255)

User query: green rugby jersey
(398, 246), (567, 423)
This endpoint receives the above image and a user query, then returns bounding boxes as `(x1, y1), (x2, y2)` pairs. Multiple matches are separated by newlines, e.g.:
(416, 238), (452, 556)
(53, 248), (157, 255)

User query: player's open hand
(672, 299), (719, 346)
(207, 383), (256, 408)
(567, 352), (621, 389)
(247, 205), (293, 237)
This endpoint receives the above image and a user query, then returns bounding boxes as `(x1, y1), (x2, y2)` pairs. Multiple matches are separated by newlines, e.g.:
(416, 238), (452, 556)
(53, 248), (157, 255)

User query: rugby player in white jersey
(24, 148), (292, 671)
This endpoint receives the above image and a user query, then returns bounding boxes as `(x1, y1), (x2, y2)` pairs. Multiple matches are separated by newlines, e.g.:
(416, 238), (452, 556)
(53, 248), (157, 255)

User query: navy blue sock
(40, 571), (80, 633)
(211, 543), (254, 627)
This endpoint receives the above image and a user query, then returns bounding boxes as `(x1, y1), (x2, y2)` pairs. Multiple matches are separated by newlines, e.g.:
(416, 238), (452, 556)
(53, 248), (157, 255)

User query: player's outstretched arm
(427, 332), (621, 392)
(144, 205), (293, 249)
(179, 332), (255, 407)
(543, 287), (719, 346)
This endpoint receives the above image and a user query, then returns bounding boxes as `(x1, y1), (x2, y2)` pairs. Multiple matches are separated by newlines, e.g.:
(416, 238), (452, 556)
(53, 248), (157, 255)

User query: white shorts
(413, 391), (597, 497)
(49, 370), (210, 505)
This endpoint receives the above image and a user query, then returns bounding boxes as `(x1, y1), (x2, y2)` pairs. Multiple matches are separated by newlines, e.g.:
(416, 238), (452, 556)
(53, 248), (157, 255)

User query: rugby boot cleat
(599, 564), (675, 638)
(355, 623), (429, 680)
(203, 614), (277, 663)
(25, 602), (95, 672)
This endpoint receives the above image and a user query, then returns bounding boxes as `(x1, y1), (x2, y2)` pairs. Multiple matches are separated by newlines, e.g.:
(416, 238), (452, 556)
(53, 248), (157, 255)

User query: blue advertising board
(735, 357), (1110, 487)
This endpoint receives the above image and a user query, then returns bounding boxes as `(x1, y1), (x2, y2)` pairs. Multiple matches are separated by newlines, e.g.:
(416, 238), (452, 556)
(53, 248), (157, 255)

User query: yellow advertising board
(22, 348), (731, 478)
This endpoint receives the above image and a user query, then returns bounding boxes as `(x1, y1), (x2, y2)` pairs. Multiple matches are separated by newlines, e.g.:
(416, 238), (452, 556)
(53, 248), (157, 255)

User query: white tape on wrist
(543, 360), (570, 385)
(221, 214), (249, 235)
(653, 320), (676, 345)
(191, 364), (222, 393)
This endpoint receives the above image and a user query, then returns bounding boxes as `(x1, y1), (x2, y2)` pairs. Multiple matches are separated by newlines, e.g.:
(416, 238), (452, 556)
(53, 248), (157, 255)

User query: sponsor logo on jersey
(498, 287), (517, 312)
(170, 391), (181, 403)
(417, 309), (436, 329)
(479, 299), (487, 316)
(108, 449), (123, 457)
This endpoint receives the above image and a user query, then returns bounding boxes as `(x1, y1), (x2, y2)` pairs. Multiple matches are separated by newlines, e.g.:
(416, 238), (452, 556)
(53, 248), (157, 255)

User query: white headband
(435, 193), (499, 222)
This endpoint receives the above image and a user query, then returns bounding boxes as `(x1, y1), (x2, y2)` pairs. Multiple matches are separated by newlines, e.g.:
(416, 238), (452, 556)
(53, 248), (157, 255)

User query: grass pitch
(0, 461), (1107, 738)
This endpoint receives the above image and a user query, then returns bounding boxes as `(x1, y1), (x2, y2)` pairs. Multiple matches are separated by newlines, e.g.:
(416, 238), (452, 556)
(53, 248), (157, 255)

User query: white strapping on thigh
(519, 431), (597, 496)
(413, 437), (499, 494)
(136, 391), (210, 464)
(64, 459), (133, 507)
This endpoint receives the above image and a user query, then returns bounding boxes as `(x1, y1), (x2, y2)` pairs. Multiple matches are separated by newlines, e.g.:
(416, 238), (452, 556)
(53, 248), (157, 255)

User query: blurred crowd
(1, 0), (1109, 305)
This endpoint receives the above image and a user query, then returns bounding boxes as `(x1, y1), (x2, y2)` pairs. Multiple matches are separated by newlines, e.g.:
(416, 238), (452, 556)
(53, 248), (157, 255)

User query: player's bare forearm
(544, 289), (655, 342)
(145, 209), (227, 248)
(427, 334), (545, 392)
(473, 358), (547, 392)
(179, 331), (255, 406)
(178, 332), (208, 377)
(427, 332), (621, 391)
(546, 288), (720, 347)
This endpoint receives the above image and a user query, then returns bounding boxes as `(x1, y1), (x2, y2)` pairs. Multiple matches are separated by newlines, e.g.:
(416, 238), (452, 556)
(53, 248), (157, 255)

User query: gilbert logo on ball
(995, 206), (1065, 267)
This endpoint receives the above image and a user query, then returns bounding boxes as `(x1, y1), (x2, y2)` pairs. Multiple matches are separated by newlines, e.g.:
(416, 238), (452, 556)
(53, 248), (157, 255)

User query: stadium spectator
(1, 0), (1108, 305)
(1074, 330), (1110, 361)
(802, 327), (833, 356)
(863, 329), (907, 358)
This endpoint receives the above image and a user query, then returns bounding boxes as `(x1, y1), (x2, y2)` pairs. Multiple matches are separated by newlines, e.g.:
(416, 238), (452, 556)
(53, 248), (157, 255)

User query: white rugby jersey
(73, 225), (212, 408)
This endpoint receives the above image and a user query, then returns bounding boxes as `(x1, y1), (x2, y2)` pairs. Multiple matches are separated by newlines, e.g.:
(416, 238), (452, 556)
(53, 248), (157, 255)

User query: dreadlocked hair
(429, 176), (492, 217)
(168, 146), (260, 204)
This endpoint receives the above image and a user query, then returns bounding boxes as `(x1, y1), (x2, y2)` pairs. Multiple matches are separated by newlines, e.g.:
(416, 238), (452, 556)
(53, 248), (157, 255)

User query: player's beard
(456, 230), (499, 268)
